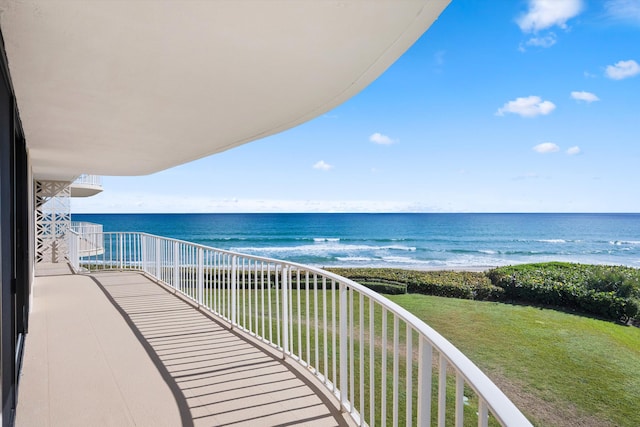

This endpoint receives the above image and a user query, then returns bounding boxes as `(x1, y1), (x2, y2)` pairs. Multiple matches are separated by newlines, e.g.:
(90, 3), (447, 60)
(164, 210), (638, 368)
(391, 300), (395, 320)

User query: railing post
(455, 373), (464, 427)
(140, 234), (147, 273)
(155, 237), (161, 280)
(67, 231), (80, 272)
(231, 255), (237, 328)
(282, 265), (289, 359)
(197, 247), (204, 306)
(97, 229), (103, 257)
(119, 233), (124, 269)
(438, 354), (447, 427)
(478, 399), (489, 427)
(173, 241), (179, 290)
(418, 337), (433, 427)
(75, 232), (80, 271)
(339, 283), (348, 411)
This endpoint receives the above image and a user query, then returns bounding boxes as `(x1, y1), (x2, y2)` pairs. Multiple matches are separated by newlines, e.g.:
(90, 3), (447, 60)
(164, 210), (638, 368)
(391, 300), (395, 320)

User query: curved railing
(69, 175), (103, 197)
(70, 222), (104, 257)
(72, 174), (102, 187)
(74, 232), (532, 427)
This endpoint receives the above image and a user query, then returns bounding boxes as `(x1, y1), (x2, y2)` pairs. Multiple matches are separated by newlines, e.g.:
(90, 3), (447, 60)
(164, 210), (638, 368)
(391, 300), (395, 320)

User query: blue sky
(73, 0), (640, 213)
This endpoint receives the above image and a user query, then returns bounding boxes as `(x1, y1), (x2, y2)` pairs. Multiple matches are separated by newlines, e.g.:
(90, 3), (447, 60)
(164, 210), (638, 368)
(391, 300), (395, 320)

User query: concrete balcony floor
(18, 264), (353, 427)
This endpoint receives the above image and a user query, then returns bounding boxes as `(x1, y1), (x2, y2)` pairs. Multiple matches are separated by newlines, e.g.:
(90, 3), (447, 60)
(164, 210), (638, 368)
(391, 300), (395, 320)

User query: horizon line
(71, 211), (640, 215)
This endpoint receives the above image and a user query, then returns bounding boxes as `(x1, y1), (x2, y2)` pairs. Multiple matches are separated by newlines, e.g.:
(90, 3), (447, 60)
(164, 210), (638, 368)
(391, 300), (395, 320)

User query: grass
(388, 293), (640, 427)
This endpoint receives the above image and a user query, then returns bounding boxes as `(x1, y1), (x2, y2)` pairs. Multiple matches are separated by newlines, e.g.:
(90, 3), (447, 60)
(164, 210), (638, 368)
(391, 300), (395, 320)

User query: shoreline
(325, 264), (495, 273)
(410, 265), (495, 272)
(322, 259), (640, 273)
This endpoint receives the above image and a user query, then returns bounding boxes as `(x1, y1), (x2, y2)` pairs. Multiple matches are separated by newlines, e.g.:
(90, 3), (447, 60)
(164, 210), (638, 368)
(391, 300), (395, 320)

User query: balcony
(19, 264), (351, 426)
(19, 232), (531, 426)
(69, 174), (103, 197)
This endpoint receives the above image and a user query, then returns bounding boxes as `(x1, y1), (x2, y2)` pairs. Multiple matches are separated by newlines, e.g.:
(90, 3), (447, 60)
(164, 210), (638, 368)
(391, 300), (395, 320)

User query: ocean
(71, 213), (640, 270)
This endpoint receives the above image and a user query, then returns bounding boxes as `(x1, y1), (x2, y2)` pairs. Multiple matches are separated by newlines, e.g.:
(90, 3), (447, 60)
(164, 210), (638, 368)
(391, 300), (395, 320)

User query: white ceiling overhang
(0, 0), (450, 180)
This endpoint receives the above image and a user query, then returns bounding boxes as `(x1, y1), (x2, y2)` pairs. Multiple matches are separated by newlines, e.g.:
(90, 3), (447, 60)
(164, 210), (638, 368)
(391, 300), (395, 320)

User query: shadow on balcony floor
(17, 269), (352, 427)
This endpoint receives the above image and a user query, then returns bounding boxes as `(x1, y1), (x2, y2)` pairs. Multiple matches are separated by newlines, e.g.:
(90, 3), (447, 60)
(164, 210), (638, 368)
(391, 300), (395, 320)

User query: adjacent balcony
(19, 231), (532, 426)
(69, 174), (103, 197)
(69, 221), (104, 258)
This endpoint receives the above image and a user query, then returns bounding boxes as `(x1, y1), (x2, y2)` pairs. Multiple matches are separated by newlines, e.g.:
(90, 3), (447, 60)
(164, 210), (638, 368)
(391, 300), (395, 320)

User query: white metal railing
(74, 232), (532, 427)
(67, 230), (80, 272)
(72, 174), (102, 187)
(70, 222), (104, 257)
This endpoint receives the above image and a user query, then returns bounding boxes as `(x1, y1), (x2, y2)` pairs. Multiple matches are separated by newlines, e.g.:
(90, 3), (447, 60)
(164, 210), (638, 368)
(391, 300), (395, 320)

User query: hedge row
(487, 262), (640, 322)
(326, 268), (503, 301)
(358, 282), (407, 295)
(328, 263), (640, 323)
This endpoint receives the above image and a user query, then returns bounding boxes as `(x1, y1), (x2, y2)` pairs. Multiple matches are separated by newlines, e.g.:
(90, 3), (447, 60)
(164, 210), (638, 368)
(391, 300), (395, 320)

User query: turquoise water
(71, 213), (640, 269)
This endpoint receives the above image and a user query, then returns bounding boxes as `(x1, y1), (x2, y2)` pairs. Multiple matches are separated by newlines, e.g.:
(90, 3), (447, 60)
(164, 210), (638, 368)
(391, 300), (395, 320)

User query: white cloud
(369, 132), (396, 145)
(605, 59), (640, 79)
(496, 96), (556, 117)
(513, 172), (540, 180)
(605, 0), (640, 25)
(570, 91), (599, 102)
(517, 0), (584, 32)
(533, 142), (560, 153)
(566, 146), (581, 155)
(312, 160), (333, 171)
(434, 50), (446, 66)
(524, 33), (558, 48)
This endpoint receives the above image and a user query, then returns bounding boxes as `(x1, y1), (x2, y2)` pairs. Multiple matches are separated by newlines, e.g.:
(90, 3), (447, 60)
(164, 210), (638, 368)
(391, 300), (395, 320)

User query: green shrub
(327, 268), (503, 301)
(487, 263), (640, 322)
(584, 268), (640, 298)
(359, 281), (407, 295)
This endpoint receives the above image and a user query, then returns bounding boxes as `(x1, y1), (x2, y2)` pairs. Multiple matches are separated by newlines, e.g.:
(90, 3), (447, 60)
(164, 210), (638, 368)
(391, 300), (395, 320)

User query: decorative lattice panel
(35, 181), (71, 263)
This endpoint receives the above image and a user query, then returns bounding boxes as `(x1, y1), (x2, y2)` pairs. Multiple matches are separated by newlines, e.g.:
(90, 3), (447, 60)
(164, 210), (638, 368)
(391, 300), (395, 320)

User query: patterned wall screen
(35, 181), (71, 263)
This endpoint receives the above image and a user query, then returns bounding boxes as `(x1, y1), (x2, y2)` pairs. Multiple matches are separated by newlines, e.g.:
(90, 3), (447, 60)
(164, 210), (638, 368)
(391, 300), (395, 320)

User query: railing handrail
(79, 231), (532, 426)
(71, 174), (102, 187)
(71, 221), (103, 229)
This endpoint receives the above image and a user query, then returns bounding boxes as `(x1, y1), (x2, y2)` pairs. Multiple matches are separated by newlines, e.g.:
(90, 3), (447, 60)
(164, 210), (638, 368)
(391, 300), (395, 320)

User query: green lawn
(388, 293), (640, 427)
